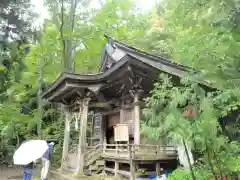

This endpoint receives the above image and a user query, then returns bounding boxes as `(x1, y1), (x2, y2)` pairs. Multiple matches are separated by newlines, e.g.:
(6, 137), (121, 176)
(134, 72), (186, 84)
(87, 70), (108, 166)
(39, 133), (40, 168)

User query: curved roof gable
(100, 34), (197, 75)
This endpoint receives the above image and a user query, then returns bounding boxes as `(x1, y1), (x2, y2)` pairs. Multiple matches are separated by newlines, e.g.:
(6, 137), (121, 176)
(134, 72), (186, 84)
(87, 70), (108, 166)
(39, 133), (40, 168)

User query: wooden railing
(68, 142), (98, 154)
(105, 167), (131, 178)
(84, 144), (102, 167)
(102, 144), (177, 160)
(67, 143), (177, 169)
(87, 137), (100, 147)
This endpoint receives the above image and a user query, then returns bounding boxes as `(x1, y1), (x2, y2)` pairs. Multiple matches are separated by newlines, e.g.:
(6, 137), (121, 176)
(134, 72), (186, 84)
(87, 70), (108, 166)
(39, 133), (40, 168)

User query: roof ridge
(104, 34), (197, 73)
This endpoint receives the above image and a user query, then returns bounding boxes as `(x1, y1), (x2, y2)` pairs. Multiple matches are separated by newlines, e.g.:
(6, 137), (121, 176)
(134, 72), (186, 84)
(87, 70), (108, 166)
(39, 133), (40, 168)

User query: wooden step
(96, 160), (104, 166)
(85, 156), (102, 167)
(92, 166), (104, 175)
(89, 164), (98, 171)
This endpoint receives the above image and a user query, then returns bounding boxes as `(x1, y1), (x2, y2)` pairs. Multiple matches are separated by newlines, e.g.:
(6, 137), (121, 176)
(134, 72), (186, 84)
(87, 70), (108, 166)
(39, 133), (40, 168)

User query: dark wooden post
(156, 162), (161, 176)
(129, 144), (135, 180)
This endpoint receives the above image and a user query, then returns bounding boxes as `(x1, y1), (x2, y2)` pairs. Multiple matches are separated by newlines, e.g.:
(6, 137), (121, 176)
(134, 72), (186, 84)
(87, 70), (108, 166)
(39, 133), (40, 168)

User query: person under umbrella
(22, 161), (34, 180)
(13, 140), (49, 180)
(41, 142), (54, 180)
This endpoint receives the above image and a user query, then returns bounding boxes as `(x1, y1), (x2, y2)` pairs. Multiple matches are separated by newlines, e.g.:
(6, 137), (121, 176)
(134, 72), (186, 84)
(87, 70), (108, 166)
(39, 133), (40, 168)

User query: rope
(73, 105), (82, 130)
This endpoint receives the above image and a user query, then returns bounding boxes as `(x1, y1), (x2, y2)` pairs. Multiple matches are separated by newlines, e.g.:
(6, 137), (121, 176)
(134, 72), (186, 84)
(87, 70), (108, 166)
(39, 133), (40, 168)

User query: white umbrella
(13, 140), (48, 165)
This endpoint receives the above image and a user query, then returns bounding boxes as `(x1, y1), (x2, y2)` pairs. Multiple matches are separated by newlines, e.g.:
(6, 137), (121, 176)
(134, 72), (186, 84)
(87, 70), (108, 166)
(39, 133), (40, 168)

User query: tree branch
(60, 0), (65, 52)
(182, 139), (196, 180)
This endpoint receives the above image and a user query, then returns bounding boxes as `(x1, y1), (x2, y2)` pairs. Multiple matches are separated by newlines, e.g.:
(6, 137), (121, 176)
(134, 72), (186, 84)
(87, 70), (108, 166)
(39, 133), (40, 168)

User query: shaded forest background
(0, 0), (239, 179)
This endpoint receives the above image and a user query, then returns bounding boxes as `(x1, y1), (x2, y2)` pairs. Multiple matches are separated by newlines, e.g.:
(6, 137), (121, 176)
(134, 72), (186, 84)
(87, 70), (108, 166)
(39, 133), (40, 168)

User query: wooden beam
(69, 93), (134, 112)
(48, 82), (69, 101)
(59, 83), (104, 103)
(104, 167), (131, 178)
(101, 75), (129, 91)
(97, 92), (112, 110)
(48, 84), (98, 103)
(47, 81), (97, 102)
(66, 82), (104, 94)
(129, 54), (185, 77)
(69, 99), (117, 111)
(61, 87), (78, 100)
(131, 67), (156, 80)
(102, 108), (120, 116)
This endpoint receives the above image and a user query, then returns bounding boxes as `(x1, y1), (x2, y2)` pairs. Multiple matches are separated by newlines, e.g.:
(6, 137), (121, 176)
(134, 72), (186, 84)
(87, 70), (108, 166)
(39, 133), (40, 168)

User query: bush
(51, 143), (62, 167)
(167, 167), (212, 180)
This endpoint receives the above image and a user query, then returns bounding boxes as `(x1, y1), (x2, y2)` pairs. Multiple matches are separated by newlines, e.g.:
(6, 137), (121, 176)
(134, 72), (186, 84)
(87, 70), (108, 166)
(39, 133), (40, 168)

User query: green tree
(0, 0), (36, 93)
(142, 74), (240, 179)
(0, 0), (151, 165)
(139, 0), (240, 90)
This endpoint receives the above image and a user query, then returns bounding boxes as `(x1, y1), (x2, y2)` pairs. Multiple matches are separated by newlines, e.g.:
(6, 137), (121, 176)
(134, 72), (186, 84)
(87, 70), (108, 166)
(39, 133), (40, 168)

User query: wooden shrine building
(42, 36), (199, 179)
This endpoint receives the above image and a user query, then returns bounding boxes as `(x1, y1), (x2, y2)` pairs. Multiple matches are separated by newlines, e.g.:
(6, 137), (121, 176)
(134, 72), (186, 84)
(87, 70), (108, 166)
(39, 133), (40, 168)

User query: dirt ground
(0, 165), (23, 180)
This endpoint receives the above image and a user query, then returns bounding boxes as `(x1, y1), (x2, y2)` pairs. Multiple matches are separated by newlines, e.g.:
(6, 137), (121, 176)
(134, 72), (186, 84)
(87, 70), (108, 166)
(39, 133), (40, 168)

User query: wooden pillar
(100, 115), (106, 145)
(130, 90), (143, 145)
(103, 160), (106, 175)
(129, 144), (135, 180)
(120, 107), (124, 124)
(103, 137), (107, 153)
(130, 160), (135, 180)
(156, 162), (161, 176)
(61, 107), (72, 170)
(77, 98), (90, 174)
(114, 161), (119, 176)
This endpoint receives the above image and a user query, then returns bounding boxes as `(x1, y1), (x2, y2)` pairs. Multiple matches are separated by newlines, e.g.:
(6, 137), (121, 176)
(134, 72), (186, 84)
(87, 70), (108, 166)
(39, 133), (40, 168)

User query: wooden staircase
(84, 144), (104, 175)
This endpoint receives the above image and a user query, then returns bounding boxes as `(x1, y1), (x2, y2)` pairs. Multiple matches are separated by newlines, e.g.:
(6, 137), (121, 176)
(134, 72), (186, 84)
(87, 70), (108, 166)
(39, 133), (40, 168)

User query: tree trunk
(60, 0), (77, 73)
(206, 143), (218, 180)
(12, 120), (20, 148)
(213, 151), (224, 180)
(15, 131), (19, 148)
(37, 56), (44, 139)
(182, 139), (196, 180)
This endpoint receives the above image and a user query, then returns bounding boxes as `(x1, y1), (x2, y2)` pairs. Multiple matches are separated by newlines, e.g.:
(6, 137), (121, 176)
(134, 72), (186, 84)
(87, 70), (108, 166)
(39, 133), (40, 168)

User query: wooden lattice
(123, 108), (134, 136)
(93, 113), (102, 138)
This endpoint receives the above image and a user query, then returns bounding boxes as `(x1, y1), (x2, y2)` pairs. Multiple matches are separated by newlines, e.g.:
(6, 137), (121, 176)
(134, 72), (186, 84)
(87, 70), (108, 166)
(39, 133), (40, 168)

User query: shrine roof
(42, 35), (212, 105)
(100, 34), (196, 74)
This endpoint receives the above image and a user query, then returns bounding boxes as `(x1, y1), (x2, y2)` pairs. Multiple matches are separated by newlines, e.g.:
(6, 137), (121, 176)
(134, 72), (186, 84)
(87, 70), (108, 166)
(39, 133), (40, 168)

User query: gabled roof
(42, 35), (213, 103)
(99, 34), (197, 76)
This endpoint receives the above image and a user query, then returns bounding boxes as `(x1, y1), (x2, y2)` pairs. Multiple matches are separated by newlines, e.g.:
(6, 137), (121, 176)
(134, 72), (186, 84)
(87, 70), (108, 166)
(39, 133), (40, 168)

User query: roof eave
(41, 57), (130, 101)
